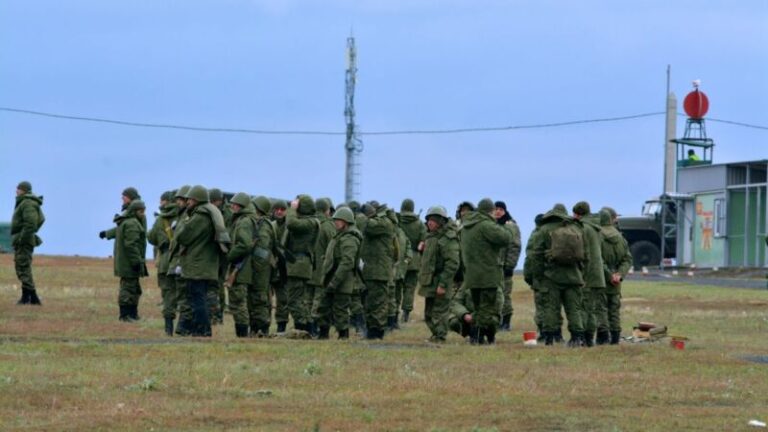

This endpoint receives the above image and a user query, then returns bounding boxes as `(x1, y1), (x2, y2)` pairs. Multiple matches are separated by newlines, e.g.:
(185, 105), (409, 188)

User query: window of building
(714, 198), (726, 238)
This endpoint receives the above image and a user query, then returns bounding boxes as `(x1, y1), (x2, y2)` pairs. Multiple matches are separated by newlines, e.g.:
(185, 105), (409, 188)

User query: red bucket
(523, 331), (537, 346)
(671, 339), (685, 350)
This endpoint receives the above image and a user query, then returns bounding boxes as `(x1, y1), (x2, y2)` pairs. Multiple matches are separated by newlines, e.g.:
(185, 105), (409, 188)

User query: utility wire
(1, 106), (766, 135)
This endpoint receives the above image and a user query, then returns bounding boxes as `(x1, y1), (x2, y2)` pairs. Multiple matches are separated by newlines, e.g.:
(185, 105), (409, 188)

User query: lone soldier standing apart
(494, 201), (522, 331)
(418, 206), (460, 343)
(12, 181), (45, 305)
(109, 200), (148, 321)
(317, 207), (363, 339)
(459, 198), (512, 344)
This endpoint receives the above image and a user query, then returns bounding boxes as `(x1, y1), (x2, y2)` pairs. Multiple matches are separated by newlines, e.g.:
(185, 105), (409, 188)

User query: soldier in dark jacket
(270, 199), (290, 333)
(599, 209), (633, 345)
(12, 181), (44, 305)
(459, 198), (512, 344)
(317, 207), (363, 339)
(398, 198), (426, 323)
(110, 200), (148, 321)
(284, 195), (319, 332)
(572, 201), (606, 347)
(494, 201), (522, 331)
(100, 187), (143, 241)
(360, 201), (396, 339)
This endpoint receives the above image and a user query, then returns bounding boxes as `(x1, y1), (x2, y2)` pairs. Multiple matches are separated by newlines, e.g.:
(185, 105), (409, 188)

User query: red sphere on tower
(684, 88), (709, 119)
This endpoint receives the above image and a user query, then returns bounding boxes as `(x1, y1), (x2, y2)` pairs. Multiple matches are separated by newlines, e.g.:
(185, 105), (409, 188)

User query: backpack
(547, 220), (585, 265)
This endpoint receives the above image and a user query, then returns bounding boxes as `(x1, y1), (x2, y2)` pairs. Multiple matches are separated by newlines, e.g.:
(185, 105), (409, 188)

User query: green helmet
(315, 198), (331, 213)
(187, 185), (209, 203)
(271, 199), (288, 212)
(175, 185), (191, 199)
(332, 207), (355, 224)
(297, 194), (316, 216)
(425, 205), (448, 220)
(401, 198), (415, 213)
(208, 188), (224, 202)
(230, 192), (251, 208)
(252, 195), (272, 215)
(477, 198), (495, 214)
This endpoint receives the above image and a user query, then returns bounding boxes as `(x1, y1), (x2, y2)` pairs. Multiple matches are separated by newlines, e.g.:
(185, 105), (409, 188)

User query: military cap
(477, 198), (495, 214)
(17, 181), (32, 192)
(572, 201), (591, 216)
(122, 187), (141, 201)
(401, 198), (415, 213)
(208, 188), (224, 202)
(494, 201), (507, 211)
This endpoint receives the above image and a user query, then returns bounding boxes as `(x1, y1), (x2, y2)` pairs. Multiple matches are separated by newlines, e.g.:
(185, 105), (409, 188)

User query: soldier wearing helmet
(315, 207), (363, 339)
(418, 205), (460, 343)
(225, 192), (258, 337)
(147, 190), (179, 335)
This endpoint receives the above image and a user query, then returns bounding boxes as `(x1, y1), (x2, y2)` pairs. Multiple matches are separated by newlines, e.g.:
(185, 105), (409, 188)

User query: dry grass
(1, 255), (767, 431)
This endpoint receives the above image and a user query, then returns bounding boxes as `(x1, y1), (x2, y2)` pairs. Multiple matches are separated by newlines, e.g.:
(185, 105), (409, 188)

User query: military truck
(617, 195), (684, 269)
(0, 222), (12, 253)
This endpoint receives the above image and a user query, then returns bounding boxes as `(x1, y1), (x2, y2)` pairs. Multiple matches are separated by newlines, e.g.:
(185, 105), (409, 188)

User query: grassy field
(1, 255), (767, 431)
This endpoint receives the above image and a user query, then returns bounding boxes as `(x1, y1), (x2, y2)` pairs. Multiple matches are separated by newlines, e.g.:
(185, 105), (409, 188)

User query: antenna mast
(344, 36), (363, 203)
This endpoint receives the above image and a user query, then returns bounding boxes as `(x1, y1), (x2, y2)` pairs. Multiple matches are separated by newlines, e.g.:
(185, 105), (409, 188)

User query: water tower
(673, 80), (714, 167)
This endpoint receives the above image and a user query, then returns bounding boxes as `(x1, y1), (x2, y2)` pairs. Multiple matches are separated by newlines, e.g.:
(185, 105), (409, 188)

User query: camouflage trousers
(248, 282), (272, 329)
(158, 273), (178, 319)
(118, 277), (142, 306)
(206, 279), (223, 324)
(387, 281), (398, 317)
(14, 245), (35, 292)
(531, 282), (562, 331)
(541, 279), (583, 334)
(286, 277), (310, 327)
(363, 280), (389, 332)
(228, 283), (249, 326)
(470, 287), (501, 332)
(398, 271), (418, 313)
(581, 286), (603, 335)
(350, 280), (365, 317)
(501, 276), (514, 317)
(596, 286), (622, 332)
(307, 283), (325, 323)
(176, 276), (192, 323)
(272, 282), (289, 325)
(424, 292), (452, 339)
(316, 291), (351, 332)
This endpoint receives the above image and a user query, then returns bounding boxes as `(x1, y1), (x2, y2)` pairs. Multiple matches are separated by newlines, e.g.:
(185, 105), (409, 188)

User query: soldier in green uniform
(459, 198), (512, 344)
(528, 203), (588, 347)
(348, 201), (368, 334)
(249, 196), (279, 336)
(109, 200), (148, 321)
(208, 188), (230, 325)
(12, 181), (44, 305)
(494, 201), (522, 331)
(599, 208), (633, 345)
(397, 198), (425, 323)
(174, 185), (221, 337)
(147, 191), (178, 335)
(317, 207), (363, 339)
(389, 213), (411, 331)
(523, 213), (564, 342)
(418, 206), (460, 343)
(307, 198), (336, 337)
(572, 201), (606, 347)
(284, 195), (319, 332)
(99, 187), (143, 241)
(269, 200), (290, 332)
(167, 186), (193, 335)
(360, 201), (396, 339)
(225, 193), (258, 337)
(447, 285), (476, 342)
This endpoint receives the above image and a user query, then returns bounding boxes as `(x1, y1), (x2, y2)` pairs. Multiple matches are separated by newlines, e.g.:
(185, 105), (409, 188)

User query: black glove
(99, 231), (106, 239)
(132, 264), (141, 273)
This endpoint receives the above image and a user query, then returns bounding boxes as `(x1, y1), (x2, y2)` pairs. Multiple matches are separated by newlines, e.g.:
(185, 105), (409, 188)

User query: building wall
(727, 187), (767, 267)
(692, 193), (726, 267)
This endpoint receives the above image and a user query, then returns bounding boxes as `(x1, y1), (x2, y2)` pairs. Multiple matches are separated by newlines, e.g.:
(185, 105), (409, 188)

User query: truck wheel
(630, 240), (661, 269)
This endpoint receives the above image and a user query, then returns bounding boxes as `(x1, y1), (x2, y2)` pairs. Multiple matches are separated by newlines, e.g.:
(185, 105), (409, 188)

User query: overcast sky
(1, 1), (766, 257)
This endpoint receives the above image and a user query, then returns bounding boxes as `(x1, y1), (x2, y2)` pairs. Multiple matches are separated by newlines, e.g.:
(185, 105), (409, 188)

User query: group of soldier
(11, 180), (632, 347)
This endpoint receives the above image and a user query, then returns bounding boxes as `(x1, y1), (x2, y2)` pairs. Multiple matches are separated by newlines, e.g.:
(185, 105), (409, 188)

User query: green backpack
(547, 221), (585, 265)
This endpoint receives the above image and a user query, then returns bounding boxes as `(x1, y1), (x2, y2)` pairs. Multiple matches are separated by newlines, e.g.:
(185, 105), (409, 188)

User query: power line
(1, 106), (766, 135)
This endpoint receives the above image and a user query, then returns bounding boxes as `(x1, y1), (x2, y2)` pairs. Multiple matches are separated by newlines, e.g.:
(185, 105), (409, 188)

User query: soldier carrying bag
(546, 221), (585, 265)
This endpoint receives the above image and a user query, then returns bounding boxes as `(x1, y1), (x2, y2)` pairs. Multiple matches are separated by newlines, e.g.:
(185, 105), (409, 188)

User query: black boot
(583, 331), (594, 348)
(276, 321), (287, 333)
(176, 319), (191, 336)
(235, 324), (249, 338)
(130, 305), (140, 321)
(554, 328), (564, 343)
(29, 290), (42, 306)
(164, 318), (174, 336)
(402, 310), (410, 323)
(567, 332), (584, 348)
(536, 326), (546, 343)
(469, 326), (479, 345)
(318, 326), (330, 340)
(595, 330), (610, 345)
(610, 330), (621, 345)
(392, 314), (400, 330)
(309, 322), (319, 338)
(366, 328), (384, 340)
(353, 314), (366, 334)
(119, 305), (131, 322)
(250, 322), (260, 336)
(16, 289), (31, 305)
(544, 332), (555, 346)
(338, 329), (349, 340)
(485, 328), (496, 345)
(261, 324), (270, 337)
(500, 314), (511, 331)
